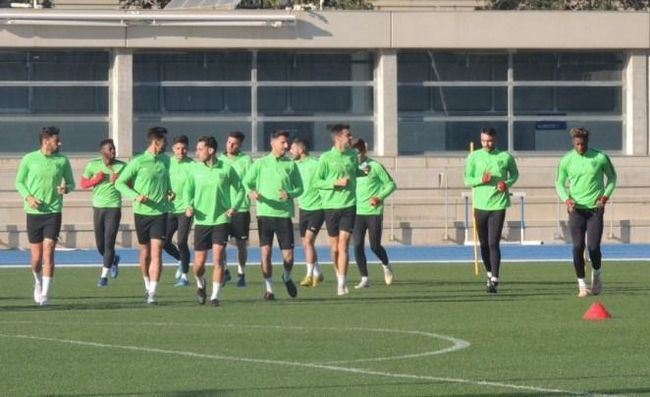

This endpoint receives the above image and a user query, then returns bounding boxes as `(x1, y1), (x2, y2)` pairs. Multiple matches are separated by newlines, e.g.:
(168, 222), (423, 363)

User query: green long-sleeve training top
(115, 151), (172, 216)
(356, 158), (397, 216)
(555, 148), (617, 210)
(464, 148), (519, 211)
(16, 150), (75, 214)
(244, 153), (303, 218)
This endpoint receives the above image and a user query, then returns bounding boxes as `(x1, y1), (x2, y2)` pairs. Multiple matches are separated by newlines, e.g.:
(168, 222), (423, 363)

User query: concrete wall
(3, 155), (650, 248)
(1, 11), (649, 50)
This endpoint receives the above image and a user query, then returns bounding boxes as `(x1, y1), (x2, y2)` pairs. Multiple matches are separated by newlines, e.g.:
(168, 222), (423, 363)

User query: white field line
(0, 331), (619, 397)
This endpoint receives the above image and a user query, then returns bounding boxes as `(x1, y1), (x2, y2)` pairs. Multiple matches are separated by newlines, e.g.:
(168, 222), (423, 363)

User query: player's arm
(243, 161), (261, 200)
(312, 157), (334, 190)
(284, 163), (304, 199)
(505, 154), (519, 188)
(183, 172), (196, 216)
(602, 153), (617, 199)
(463, 154), (483, 187)
(555, 156), (571, 203)
(229, 167), (245, 211)
(115, 159), (140, 200)
(81, 163), (104, 189)
(15, 156), (32, 200)
(60, 158), (75, 194)
(374, 162), (397, 201)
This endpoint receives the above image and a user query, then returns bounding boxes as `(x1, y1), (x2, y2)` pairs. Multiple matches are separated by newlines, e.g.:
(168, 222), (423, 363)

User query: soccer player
(555, 127), (617, 297)
(218, 131), (254, 287)
(185, 136), (243, 307)
(16, 126), (75, 306)
(351, 138), (397, 289)
(313, 124), (358, 296)
(244, 130), (303, 300)
(81, 139), (126, 287)
(290, 137), (325, 288)
(164, 135), (195, 287)
(464, 127), (519, 293)
(115, 127), (173, 304)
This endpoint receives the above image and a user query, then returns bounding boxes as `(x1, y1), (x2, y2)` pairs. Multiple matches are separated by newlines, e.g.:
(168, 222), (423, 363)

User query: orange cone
(583, 302), (612, 321)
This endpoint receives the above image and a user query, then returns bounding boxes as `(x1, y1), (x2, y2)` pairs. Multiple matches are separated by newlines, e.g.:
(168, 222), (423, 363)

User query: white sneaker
(354, 279), (370, 289)
(174, 262), (182, 282)
(577, 287), (591, 298)
(147, 294), (157, 304)
(39, 295), (49, 306)
(591, 272), (603, 295)
(34, 284), (42, 304)
(383, 266), (394, 285)
(337, 285), (349, 296)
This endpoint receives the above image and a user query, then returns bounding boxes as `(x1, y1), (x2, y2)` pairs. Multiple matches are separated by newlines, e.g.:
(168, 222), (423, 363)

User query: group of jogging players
(15, 124), (616, 307)
(16, 124), (397, 307)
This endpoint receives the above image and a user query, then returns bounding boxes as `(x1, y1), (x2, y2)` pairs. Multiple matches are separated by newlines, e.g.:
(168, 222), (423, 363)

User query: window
(398, 51), (624, 154)
(0, 51), (109, 153)
(398, 52), (508, 154)
(133, 51), (375, 153)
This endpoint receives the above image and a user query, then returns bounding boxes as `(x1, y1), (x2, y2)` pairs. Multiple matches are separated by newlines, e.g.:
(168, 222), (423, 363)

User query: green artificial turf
(1, 261), (648, 396)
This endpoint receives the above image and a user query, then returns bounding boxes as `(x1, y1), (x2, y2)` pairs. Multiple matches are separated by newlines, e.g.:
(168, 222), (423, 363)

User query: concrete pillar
(627, 51), (648, 155)
(375, 49), (398, 156)
(110, 48), (133, 158)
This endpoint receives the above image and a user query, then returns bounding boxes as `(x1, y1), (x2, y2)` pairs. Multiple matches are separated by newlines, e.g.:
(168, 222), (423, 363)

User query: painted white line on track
(0, 332), (619, 396)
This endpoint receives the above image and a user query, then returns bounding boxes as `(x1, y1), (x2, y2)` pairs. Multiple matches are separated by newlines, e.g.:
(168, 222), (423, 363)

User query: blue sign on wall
(535, 121), (567, 130)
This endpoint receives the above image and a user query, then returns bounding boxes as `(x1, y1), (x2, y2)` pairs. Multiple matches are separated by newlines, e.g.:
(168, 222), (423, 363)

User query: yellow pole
(470, 141), (480, 276)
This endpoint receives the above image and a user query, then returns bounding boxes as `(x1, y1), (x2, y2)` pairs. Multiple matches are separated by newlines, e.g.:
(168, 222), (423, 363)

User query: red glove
(597, 195), (609, 208)
(497, 181), (507, 192)
(81, 172), (105, 189)
(481, 172), (491, 184)
(370, 196), (381, 207)
(565, 198), (576, 212)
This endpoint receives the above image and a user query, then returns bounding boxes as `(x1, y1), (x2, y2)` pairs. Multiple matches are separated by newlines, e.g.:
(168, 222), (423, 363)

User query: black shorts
(257, 216), (294, 250)
(229, 211), (250, 241)
(194, 224), (230, 251)
(26, 213), (62, 244)
(324, 206), (356, 237)
(134, 214), (167, 244)
(299, 209), (324, 238)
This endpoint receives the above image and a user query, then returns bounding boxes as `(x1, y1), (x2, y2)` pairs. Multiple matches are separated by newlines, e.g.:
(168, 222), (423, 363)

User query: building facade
(1, 10), (649, 247)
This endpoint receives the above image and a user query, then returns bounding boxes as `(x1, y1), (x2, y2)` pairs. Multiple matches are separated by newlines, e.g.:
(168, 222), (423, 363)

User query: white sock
(181, 273), (188, 280)
(149, 281), (158, 297)
(33, 271), (42, 286)
(143, 276), (151, 291)
(360, 276), (368, 283)
(264, 277), (273, 293)
(313, 262), (322, 277)
(196, 276), (205, 289)
(382, 264), (392, 271)
(487, 271), (493, 279)
(101, 268), (110, 278)
(490, 276), (499, 283)
(283, 269), (292, 281)
(306, 263), (315, 277)
(237, 264), (245, 275)
(337, 274), (346, 288)
(42, 276), (52, 298)
(211, 283), (221, 300)
(578, 278), (587, 288)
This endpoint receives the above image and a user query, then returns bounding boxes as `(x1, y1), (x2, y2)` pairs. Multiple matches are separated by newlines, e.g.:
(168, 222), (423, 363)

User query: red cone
(583, 302), (612, 321)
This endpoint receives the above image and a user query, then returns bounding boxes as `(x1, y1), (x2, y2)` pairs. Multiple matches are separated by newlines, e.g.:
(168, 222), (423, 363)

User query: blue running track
(0, 244), (648, 267)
